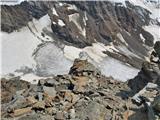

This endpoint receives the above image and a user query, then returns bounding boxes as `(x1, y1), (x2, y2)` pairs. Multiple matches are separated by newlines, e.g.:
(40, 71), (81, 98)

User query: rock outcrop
(2, 58), (159, 120)
(128, 41), (160, 93)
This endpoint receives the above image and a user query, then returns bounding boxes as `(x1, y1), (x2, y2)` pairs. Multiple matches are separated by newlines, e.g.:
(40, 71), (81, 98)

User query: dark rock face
(1, 1), (153, 50)
(154, 41), (160, 58)
(1, 1), (155, 73)
(128, 41), (160, 93)
(1, 77), (30, 104)
(69, 59), (101, 76)
(1, 1), (52, 33)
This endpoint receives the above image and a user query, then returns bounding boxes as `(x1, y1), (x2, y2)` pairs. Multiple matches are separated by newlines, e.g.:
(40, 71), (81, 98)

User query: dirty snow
(117, 45), (142, 59)
(117, 33), (129, 46)
(63, 43), (139, 81)
(34, 43), (72, 76)
(99, 56), (139, 82)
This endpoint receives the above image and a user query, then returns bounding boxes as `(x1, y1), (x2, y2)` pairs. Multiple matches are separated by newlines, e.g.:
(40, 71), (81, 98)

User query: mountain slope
(1, 0), (160, 82)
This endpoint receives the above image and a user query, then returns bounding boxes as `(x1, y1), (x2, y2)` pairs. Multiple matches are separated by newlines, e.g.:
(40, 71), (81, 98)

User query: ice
(34, 43), (73, 76)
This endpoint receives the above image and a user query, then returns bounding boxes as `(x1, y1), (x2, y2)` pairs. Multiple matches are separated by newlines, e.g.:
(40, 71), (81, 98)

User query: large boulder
(1, 77), (30, 104)
(69, 59), (101, 77)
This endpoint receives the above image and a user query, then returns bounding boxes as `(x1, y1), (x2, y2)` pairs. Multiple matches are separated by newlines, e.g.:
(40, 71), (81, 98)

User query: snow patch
(117, 45), (141, 58)
(20, 73), (45, 84)
(140, 33), (146, 42)
(0, 14), (53, 75)
(58, 19), (65, 27)
(52, 7), (58, 16)
(0, 29), (41, 75)
(63, 42), (139, 81)
(0, 0), (24, 5)
(117, 33), (129, 46)
(67, 4), (78, 10)
(64, 46), (82, 61)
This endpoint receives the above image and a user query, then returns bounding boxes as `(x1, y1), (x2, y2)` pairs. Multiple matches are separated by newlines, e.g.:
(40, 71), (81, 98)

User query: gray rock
(152, 96), (160, 112)
(43, 86), (56, 97)
(55, 111), (64, 120)
(76, 101), (107, 120)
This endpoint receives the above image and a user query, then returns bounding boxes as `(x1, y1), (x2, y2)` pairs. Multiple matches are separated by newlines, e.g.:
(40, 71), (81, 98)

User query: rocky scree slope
(1, 41), (160, 120)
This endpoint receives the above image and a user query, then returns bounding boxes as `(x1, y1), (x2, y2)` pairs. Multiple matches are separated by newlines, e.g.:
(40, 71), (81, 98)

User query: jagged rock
(11, 107), (32, 117)
(55, 111), (64, 120)
(76, 101), (107, 120)
(45, 107), (56, 115)
(71, 76), (89, 93)
(69, 59), (101, 77)
(26, 96), (38, 105)
(128, 41), (160, 93)
(154, 41), (160, 58)
(152, 96), (160, 112)
(17, 114), (55, 120)
(32, 101), (45, 111)
(1, 77), (30, 104)
(68, 109), (75, 119)
(43, 86), (56, 97)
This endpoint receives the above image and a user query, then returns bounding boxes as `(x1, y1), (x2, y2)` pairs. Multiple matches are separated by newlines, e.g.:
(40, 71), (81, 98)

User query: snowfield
(64, 43), (139, 81)
(0, 28), (41, 75)
(0, 14), (52, 75)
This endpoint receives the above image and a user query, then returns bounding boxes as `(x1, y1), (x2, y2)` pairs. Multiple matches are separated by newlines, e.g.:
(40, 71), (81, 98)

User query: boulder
(69, 59), (101, 77)
(11, 107), (32, 117)
(152, 96), (160, 112)
(55, 111), (64, 120)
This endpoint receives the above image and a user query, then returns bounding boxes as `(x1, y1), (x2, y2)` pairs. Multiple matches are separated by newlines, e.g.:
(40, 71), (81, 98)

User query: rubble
(1, 47), (160, 120)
